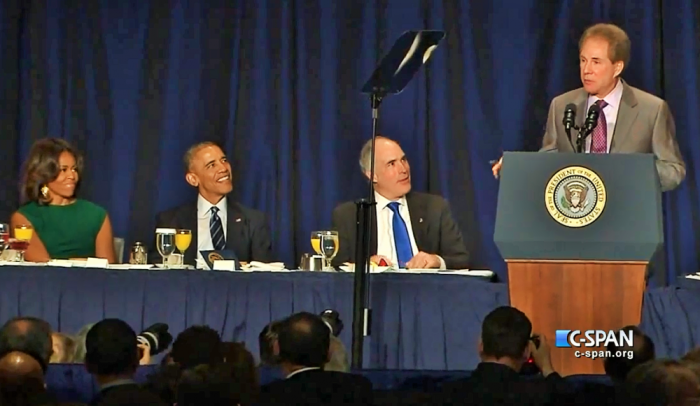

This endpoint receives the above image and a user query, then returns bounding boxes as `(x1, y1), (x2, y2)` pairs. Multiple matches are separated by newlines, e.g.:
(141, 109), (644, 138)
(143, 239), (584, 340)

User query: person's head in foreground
(478, 306), (532, 371)
(624, 359), (700, 406)
(84, 319), (139, 383)
(274, 312), (331, 376)
(603, 325), (655, 383)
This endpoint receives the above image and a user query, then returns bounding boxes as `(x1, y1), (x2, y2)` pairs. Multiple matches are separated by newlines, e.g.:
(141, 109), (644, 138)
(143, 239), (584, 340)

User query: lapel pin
(235, 218), (242, 222)
(419, 218), (423, 223)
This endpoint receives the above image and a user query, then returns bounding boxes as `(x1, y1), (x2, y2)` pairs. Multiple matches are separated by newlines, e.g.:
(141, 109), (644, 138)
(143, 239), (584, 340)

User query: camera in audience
(320, 310), (343, 337)
(520, 335), (541, 376)
(136, 323), (173, 356)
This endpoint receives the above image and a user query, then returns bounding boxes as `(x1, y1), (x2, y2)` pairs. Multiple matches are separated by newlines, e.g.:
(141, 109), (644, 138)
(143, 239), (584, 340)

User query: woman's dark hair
(20, 138), (83, 205)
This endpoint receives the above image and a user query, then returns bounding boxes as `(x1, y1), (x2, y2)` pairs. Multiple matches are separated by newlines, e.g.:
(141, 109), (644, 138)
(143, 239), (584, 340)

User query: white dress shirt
(374, 192), (446, 269)
(585, 78), (623, 153)
(196, 194), (228, 269)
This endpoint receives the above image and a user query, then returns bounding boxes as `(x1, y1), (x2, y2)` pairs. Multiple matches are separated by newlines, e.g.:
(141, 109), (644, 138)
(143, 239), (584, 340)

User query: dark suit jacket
(437, 362), (573, 406)
(154, 198), (273, 265)
(331, 192), (470, 269)
(258, 369), (373, 405)
(1, 389), (58, 406)
(90, 382), (167, 406)
(572, 382), (620, 406)
(540, 79), (685, 191)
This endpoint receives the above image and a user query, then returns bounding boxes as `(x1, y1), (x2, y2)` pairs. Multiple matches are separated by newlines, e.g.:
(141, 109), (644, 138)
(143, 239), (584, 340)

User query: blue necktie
(210, 207), (226, 251)
(387, 202), (413, 267)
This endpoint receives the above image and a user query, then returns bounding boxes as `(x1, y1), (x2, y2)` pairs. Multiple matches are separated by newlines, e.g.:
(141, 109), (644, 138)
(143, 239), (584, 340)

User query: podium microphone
(583, 104), (601, 134)
(563, 103), (576, 131)
(563, 103), (577, 152)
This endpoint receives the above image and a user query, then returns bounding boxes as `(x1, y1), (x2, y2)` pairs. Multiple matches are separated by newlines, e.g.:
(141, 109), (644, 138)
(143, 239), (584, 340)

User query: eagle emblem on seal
(562, 181), (589, 213)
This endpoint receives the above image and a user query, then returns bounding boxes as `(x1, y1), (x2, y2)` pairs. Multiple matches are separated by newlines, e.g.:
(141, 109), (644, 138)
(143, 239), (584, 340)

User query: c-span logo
(545, 166), (606, 228)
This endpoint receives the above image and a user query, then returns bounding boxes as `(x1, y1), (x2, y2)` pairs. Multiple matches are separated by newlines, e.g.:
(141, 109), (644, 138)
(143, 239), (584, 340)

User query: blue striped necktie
(210, 207), (226, 250)
(387, 202), (413, 267)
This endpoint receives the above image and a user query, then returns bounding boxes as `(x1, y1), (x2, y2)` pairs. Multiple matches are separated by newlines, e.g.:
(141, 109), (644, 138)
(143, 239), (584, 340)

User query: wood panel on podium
(494, 152), (663, 376)
(507, 259), (646, 375)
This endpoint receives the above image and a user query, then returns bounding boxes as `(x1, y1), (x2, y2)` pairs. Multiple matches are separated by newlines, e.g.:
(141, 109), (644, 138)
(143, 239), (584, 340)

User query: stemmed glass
(0, 224), (9, 258)
(319, 231), (339, 271)
(12, 224), (33, 262)
(155, 228), (176, 268)
(175, 229), (192, 267)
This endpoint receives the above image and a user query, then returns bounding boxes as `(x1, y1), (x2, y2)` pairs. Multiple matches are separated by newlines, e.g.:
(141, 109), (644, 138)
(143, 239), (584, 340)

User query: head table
(0, 263), (697, 369)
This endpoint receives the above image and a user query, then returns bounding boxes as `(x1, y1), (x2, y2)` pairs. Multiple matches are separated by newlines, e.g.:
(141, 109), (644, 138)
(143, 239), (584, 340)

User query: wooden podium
(494, 152), (663, 376)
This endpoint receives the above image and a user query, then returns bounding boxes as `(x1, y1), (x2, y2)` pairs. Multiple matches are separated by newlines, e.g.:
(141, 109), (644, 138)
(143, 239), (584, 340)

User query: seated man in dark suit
(85, 319), (167, 406)
(258, 312), (373, 405)
(437, 306), (571, 406)
(154, 141), (273, 268)
(332, 137), (469, 269)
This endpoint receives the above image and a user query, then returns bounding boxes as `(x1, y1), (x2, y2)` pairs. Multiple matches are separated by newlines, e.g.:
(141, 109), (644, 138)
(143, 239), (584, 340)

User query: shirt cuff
(437, 255), (447, 270)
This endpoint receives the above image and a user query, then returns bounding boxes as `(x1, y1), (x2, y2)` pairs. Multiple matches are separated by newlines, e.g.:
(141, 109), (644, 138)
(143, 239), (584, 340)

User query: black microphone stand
(351, 93), (382, 369)
(575, 123), (599, 153)
(351, 30), (446, 370)
(574, 125), (585, 153)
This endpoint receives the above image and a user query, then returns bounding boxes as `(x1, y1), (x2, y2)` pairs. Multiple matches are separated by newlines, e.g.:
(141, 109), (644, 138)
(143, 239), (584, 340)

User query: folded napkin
(243, 261), (286, 271)
(1, 261), (46, 266)
(108, 264), (154, 270)
(339, 263), (493, 277)
(340, 263), (396, 273)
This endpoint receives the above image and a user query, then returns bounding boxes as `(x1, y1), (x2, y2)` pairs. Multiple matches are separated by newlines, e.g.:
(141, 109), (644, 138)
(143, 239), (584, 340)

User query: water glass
(319, 231), (339, 271)
(155, 228), (176, 267)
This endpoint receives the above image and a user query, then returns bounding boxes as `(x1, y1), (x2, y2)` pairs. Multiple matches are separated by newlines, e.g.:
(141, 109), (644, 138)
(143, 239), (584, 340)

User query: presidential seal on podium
(545, 166), (606, 228)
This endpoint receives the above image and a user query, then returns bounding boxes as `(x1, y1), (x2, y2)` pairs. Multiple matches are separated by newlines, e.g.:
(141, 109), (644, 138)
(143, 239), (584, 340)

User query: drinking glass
(0, 224), (9, 258)
(13, 224), (33, 262)
(319, 231), (339, 270)
(175, 229), (192, 266)
(155, 228), (176, 268)
(310, 231), (324, 255)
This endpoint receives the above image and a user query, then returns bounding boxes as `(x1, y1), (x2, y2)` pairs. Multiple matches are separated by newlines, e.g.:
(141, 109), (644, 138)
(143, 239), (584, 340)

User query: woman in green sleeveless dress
(10, 138), (116, 263)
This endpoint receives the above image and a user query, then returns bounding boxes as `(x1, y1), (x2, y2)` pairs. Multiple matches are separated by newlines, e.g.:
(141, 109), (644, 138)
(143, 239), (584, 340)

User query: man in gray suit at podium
(493, 23), (685, 192)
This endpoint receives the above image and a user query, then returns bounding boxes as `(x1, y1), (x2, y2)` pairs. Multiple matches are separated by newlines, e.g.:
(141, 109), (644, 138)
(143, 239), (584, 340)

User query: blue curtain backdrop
(0, 0), (698, 284)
